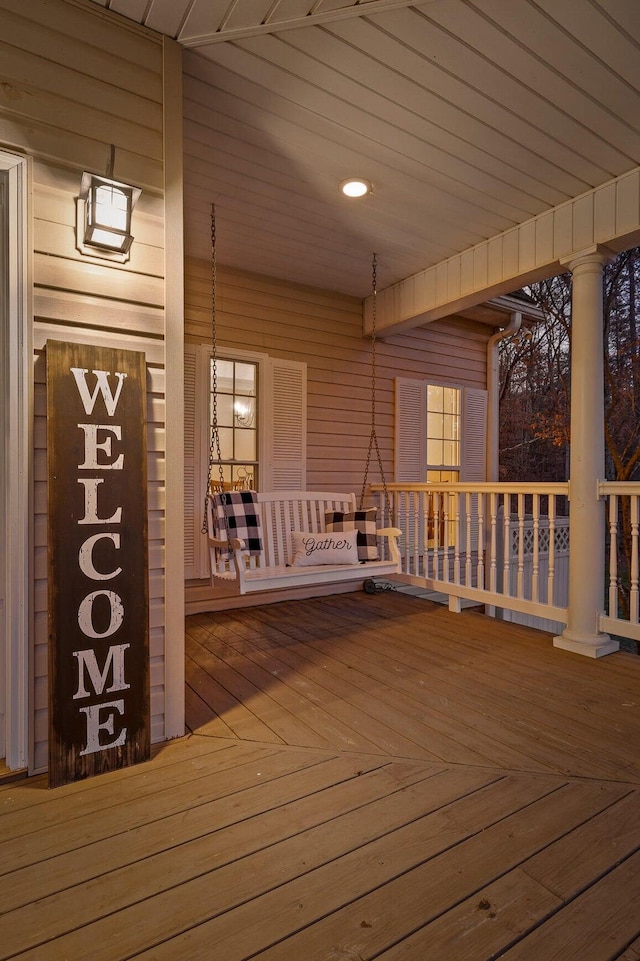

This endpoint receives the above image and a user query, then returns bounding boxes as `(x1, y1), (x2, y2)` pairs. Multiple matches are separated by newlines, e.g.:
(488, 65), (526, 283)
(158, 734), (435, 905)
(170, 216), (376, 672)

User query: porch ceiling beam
(365, 167), (640, 336)
(181, 0), (421, 47)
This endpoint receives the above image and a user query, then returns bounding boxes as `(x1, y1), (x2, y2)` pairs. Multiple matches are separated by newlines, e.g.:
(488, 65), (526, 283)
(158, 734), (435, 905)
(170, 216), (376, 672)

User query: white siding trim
(0, 150), (32, 771)
(183, 343), (199, 580)
(162, 36), (185, 740)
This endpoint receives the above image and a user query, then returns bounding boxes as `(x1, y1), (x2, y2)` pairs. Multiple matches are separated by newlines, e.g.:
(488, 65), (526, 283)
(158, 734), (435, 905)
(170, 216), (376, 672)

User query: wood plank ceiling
(86, 0), (640, 297)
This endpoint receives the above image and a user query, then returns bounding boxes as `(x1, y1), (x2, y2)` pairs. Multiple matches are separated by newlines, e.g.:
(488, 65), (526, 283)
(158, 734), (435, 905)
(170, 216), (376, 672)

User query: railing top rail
(370, 482), (569, 495)
(599, 481), (640, 495)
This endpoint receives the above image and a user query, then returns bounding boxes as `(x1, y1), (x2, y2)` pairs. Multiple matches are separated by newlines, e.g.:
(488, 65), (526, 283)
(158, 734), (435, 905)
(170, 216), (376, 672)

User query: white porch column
(554, 247), (619, 658)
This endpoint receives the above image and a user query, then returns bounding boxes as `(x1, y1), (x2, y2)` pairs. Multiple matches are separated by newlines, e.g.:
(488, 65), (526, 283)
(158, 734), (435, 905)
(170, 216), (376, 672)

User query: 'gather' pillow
(324, 508), (379, 561)
(290, 528), (359, 567)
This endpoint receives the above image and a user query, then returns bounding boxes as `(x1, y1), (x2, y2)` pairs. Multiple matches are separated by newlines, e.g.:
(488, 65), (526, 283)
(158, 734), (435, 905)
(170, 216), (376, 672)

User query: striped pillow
(325, 508), (379, 561)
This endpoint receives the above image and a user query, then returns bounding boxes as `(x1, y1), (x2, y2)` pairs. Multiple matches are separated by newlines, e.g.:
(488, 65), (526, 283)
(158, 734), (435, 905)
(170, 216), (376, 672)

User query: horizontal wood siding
(0, 0), (167, 772)
(185, 258), (489, 494)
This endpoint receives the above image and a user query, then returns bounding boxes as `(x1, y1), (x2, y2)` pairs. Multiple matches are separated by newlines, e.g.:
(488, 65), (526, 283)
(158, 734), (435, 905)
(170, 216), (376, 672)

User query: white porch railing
(599, 482), (640, 643)
(372, 481), (640, 645)
(372, 483), (570, 626)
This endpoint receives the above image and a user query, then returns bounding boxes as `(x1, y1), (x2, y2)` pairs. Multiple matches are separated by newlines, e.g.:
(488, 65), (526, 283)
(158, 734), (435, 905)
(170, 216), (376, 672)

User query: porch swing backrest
(259, 491), (357, 567)
(210, 490), (358, 574)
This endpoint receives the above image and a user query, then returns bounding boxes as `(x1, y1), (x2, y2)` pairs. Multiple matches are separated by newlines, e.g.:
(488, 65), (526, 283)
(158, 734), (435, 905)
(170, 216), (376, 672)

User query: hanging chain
(201, 204), (228, 535)
(359, 254), (393, 523)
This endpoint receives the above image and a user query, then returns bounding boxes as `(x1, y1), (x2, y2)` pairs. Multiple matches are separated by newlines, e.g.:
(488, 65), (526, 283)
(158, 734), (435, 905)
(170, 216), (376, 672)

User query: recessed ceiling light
(340, 178), (373, 198)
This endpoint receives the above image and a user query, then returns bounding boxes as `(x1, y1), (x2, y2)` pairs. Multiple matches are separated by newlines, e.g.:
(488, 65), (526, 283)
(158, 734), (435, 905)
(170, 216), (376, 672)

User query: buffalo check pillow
(324, 508), (379, 561)
(212, 490), (263, 560)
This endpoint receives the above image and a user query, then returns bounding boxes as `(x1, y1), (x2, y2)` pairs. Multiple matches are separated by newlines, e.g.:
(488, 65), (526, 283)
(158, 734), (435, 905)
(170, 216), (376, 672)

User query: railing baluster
(453, 493), (461, 584)
(503, 505), (511, 597)
(631, 495), (639, 624)
(516, 492), (525, 600)
(608, 494), (618, 619)
(489, 492), (497, 594)
(436, 490), (442, 580)
(477, 492), (485, 589)
(421, 489), (428, 579)
(464, 492), (472, 585)
(547, 493), (556, 606)
(532, 494), (540, 604)
(411, 491), (418, 575)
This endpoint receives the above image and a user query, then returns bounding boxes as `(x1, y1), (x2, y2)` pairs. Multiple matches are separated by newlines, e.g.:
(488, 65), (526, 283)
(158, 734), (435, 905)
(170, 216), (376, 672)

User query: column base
(553, 630), (619, 658)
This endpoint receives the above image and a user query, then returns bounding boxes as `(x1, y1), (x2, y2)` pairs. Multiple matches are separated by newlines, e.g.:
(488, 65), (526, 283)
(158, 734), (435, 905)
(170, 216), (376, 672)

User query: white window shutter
(395, 377), (426, 480)
(461, 388), (488, 481)
(264, 358), (307, 491)
(184, 344), (200, 579)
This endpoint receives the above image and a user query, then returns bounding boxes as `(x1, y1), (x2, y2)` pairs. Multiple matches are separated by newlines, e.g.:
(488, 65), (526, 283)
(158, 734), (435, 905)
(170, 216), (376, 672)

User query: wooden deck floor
(3, 591), (640, 959)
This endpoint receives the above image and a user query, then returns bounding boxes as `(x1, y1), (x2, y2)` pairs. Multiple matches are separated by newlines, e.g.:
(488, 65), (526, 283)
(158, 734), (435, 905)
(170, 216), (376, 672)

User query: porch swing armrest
(207, 533), (250, 592)
(376, 527), (403, 570)
(207, 534), (246, 553)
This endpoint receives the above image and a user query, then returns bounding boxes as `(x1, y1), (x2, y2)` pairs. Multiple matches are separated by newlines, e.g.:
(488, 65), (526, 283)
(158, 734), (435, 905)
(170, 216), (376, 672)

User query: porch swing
(203, 205), (402, 596)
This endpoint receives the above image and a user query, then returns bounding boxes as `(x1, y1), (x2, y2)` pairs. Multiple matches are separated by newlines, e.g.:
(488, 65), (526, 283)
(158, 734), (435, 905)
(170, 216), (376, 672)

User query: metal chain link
(201, 204), (228, 535)
(359, 254), (393, 523)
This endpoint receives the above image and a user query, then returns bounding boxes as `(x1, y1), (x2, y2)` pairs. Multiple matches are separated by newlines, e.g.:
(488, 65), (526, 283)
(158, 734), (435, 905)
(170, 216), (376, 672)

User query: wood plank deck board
(237, 607), (562, 773)
(238, 626), (494, 766)
(240, 613), (600, 777)
(3, 591), (640, 960)
(201, 616), (451, 761)
(251, 598), (640, 781)
(126, 779), (626, 961)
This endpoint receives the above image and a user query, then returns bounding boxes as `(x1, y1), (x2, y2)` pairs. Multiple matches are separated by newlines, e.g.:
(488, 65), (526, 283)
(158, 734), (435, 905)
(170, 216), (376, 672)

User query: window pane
(427, 411), (442, 438)
(443, 439), (459, 466)
(442, 413), (458, 441)
(442, 387), (458, 415)
(235, 363), (256, 395)
(209, 463), (232, 489)
(233, 395), (256, 428)
(218, 426), (234, 461)
(427, 438), (443, 465)
(213, 393), (234, 428)
(212, 359), (234, 393)
(428, 384), (444, 412)
(233, 465), (256, 489)
(235, 428), (256, 461)
(426, 469), (459, 483)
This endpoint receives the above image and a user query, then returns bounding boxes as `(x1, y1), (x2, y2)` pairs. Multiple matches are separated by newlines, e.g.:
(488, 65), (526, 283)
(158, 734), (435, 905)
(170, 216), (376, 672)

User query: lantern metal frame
(76, 172), (141, 262)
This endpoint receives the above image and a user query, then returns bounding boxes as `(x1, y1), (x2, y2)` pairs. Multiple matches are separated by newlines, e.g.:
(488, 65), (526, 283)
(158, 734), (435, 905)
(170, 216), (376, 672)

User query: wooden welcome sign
(46, 340), (150, 788)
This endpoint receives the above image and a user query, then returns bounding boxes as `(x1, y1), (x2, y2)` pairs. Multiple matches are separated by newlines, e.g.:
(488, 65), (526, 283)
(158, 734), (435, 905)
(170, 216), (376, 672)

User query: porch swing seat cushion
(207, 490), (402, 597)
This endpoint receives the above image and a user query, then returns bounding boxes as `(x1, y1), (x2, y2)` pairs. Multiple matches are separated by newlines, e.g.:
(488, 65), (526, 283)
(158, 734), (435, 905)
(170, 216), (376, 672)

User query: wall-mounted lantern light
(77, 172), (141, 262)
